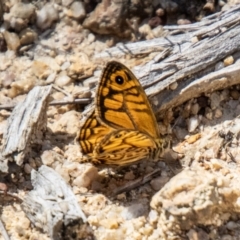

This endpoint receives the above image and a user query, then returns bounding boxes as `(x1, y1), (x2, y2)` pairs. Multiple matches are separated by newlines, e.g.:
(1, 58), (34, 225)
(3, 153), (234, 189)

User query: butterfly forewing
(96, 61), (160, 139)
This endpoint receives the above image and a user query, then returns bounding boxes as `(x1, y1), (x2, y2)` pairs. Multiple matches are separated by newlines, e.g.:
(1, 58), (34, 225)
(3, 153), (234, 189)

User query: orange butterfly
(79, 61), (170, 165)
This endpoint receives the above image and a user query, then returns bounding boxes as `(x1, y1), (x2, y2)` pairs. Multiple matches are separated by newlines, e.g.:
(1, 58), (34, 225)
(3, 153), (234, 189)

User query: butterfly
(79, 61), (171, 166)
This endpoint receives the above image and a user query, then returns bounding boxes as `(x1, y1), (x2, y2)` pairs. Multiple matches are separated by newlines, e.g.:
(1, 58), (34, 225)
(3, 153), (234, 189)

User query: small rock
(68, 61), (95, 79)
(182, 101), (192, 118)
(116, 193), (126, 200)
(36, 3), (59, 30)
(219, 0), (226, 7)
(61, 61), (71, 71)
(91, 180), (104, 191)
(203, 2), (215, 12)
(24, 163), (32, 174)
(220, 89), (230, 101)
(68, 1), (86, 20)
(228, 100), (239, 109)
(204, 148), (215, 159)
(221, 235), (234, 240)
(88, 33), (95, 43)
(10, 2), (35, 20)
(152, 25), (164, 38)
(32, 56), (61, 78)
(1, 72), (15, 87)
(46, 72), (57, 84)
(83, 0), (128, 37)
(28, 158), (37, 169)
(226, 221), (239, 230)
(50, 110), (81, 136)
(191, 103), (200, 115)
(223, 56), (234, 66)
(99, 219), (119, 229)
(174, 126), (188, 140)
(215, 61), (225, 71)
(150, 176), (170, 191)
(121, 202), (149, 220)
(177, 19), (191, 25)
(138, 23), (154, 39)
(156, 8), (165, 17)
(145, 166), (154, 173)
(169, 81), (178, 90)
(210, 92), (221, 110)
(41, 150), (64, 166)
(148, 16), (162, 28)
(32, 60), (51, 79)
(205, 107), (213, 120)
(161, 1), (178, 13)
(62, 0), (74, 7)
(124, 171), (135, 180)
(230, 90), (240, 100)
(0, 182), (8, 192)
(210, 159), (224, 171)
(19, 28), (37, 46)
(55, 74), (72, 87)
(187, 116), (200, 132)
(72, 164), (99, 188)
(187, 228), (209, 240)
(9, 76), (36, 98)
(148, 210), (158, 224)
(191, 36), (199, 43)
(213, 108), (223, 119)
(3, 31), (20, 51)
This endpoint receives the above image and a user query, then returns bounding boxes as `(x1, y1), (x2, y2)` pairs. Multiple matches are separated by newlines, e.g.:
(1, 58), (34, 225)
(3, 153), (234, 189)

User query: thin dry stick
(0, 98), (91, 110)
(0, 218), (10, 240)
(52, 84), (73, 98)
(112, 169), (161, 196)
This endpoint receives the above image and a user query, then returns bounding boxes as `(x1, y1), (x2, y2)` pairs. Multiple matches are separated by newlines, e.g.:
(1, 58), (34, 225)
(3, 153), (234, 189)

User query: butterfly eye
(115, 75), (124, 85)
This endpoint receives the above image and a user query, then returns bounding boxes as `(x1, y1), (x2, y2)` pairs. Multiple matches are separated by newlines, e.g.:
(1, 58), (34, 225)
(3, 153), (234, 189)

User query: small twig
(0, 98), (91, 110)
(112, 169), (161, 196)
(0, 218), (10, 240)
(52, 84), (73, 98)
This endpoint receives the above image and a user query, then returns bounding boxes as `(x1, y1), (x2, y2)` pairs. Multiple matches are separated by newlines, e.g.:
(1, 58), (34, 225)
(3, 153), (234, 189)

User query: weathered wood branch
(0, 86), (52, 173)
(94, 5), (240, 115)
(21, 166), (93, 240)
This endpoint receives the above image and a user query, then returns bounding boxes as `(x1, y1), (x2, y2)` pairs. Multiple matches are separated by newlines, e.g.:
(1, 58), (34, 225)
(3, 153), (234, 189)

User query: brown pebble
(124, 171), (135, 180)
(3, 31), (21, 51)
(230, 90), (240, 100)
(156, 8), (165, 17)
(148, 16), (162, 28)
(0, 182), (8, 192)
(169, 82), (178, 90)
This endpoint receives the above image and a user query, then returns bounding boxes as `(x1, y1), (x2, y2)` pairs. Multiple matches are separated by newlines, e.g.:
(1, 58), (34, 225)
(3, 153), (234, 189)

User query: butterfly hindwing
(92, 129), (157, 165)
(79, 110), (111, 154)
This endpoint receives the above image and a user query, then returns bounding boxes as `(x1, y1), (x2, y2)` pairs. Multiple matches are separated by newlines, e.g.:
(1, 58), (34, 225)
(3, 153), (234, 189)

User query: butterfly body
(79, 61), (170, 166)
